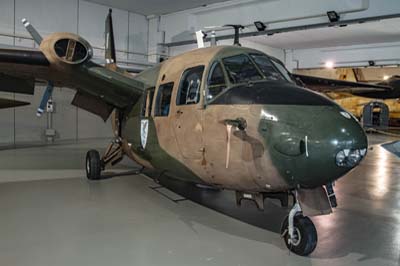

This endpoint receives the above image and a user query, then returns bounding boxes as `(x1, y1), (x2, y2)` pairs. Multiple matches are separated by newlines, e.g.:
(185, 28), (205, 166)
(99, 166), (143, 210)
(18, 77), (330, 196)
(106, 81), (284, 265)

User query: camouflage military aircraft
(0, 10), (391, 256)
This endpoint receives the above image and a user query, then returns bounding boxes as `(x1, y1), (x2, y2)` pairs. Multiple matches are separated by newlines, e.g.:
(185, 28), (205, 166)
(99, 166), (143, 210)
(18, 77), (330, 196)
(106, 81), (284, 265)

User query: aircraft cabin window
(141, 95), (146, 117)
(222, 54), (263, 84)
(207, 62), (227, 101)
(250, 54), (286, 82)
(155, 83), (174, 117)
(176, 66), (204, 105)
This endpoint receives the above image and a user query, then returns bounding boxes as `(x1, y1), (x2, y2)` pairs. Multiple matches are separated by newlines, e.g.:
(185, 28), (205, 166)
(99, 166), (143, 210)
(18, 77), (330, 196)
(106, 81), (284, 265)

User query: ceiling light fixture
(327, 11), (340, 23)
(325, 61), (335, 69)
(254, 21), (266, 32)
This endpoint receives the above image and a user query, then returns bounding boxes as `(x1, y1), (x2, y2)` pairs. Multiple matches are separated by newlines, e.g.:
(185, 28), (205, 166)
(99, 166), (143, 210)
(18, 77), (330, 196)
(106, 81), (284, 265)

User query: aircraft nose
(297, 108), (367, 187)
(267, 106), (368, 189)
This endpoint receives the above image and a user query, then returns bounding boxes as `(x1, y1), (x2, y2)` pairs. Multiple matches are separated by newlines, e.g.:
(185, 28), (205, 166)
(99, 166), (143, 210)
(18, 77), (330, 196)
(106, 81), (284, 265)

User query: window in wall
(155, 83), (174, 117)
(222, 54), (263, 84)
(176, 66), (204, 105)
(206, 62), (227, 101)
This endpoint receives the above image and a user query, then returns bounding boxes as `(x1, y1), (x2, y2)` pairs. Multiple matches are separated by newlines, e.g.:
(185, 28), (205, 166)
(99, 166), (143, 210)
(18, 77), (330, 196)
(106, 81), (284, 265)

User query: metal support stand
(45, 97), (56, 143)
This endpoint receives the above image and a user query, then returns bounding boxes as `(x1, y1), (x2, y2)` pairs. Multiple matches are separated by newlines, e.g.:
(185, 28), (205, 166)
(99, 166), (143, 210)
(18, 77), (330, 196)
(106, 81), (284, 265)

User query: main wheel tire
(86, 150), (102, 180)
(281, 215), (318, 256)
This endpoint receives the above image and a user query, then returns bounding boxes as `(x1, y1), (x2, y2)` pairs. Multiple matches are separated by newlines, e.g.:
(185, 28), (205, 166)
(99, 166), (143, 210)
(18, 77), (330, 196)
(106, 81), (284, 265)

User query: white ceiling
(248, 18), (400, 50)
(86, 0), (229, 15)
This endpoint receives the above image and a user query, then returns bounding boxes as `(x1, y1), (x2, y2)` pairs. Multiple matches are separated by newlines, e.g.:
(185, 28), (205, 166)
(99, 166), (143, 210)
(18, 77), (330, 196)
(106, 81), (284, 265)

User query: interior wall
(285, 42), (400, 71)
(0, 0), (149, 146)
(159, 0), (375, 44)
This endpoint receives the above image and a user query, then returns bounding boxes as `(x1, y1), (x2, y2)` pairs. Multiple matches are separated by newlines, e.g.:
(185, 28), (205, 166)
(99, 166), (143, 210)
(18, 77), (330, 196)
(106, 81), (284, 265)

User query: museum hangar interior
(1, 0), (400, 265)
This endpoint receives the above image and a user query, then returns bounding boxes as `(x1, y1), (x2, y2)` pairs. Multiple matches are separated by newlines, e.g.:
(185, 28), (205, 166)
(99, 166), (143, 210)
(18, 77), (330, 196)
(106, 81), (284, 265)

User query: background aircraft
(293, 71), (400, 128)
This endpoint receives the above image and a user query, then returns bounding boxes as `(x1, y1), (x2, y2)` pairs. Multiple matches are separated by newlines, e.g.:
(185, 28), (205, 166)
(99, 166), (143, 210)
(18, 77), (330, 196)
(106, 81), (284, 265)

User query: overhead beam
(162, 13), (400, 48)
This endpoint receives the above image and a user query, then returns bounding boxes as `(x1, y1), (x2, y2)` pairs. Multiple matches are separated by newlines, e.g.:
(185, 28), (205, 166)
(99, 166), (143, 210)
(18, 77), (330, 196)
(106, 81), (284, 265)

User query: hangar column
(147, 16), (167, 63)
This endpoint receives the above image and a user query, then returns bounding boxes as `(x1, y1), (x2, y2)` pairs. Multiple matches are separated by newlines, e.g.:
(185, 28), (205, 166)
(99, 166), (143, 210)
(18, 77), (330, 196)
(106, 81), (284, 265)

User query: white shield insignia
(140, 119), (149, 149)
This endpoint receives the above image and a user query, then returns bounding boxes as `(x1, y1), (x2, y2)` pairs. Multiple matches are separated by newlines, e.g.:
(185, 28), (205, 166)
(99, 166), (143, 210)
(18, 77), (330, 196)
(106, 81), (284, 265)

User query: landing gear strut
(280, 193), (317, 256)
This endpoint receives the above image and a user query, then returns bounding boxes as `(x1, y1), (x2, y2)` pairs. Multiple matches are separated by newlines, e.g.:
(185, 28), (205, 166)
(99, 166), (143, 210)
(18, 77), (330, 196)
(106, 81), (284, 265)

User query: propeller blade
(36, 81), (54, 117)
(21, 18), (43, 45)
(105, 9), (116, 64)
(20, 19), (54, 117)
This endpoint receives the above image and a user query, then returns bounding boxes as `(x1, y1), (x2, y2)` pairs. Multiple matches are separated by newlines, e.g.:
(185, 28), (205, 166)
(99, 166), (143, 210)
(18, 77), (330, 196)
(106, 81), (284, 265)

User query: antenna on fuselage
(210, 31), (217, 46)
(224, 24), (244, 46)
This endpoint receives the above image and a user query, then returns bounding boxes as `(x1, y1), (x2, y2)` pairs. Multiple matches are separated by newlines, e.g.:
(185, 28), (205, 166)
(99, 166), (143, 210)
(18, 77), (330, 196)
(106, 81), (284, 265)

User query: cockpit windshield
(206, 53), (295, 103)
(221, 53), (293, 85)
(222, 54), (263, 84)
(270, 57), (294, 83)
(249, 54), (286, 82)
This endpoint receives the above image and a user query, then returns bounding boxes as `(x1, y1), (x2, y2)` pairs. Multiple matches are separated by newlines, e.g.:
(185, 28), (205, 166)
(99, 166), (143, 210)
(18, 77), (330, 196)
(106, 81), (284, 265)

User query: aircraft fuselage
(118, 46), (368, 193)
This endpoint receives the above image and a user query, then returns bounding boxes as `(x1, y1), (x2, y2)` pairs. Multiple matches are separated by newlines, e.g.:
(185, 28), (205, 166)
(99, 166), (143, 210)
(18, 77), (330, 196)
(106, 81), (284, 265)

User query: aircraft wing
(292, 74), (392, 93)
(0, 47), (145, 120)
(0, 10), (147, 121)
(0, 98), (30, 109)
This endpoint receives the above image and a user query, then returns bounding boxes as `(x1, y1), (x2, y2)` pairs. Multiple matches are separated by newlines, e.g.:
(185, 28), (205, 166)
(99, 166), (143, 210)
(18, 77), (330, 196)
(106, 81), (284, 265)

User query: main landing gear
(85, 138), (124, 180)
(86, 150), (102, 180)
(280, 195), (317, 256)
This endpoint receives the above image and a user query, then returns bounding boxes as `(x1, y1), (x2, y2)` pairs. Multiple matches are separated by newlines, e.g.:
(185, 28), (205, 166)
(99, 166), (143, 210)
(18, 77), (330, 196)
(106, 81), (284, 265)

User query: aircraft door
(173, 66), (205, 159)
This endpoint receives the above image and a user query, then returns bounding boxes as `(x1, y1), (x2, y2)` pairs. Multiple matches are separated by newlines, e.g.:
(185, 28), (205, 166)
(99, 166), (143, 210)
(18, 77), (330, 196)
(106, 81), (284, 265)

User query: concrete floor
(0, 136), (400, 266)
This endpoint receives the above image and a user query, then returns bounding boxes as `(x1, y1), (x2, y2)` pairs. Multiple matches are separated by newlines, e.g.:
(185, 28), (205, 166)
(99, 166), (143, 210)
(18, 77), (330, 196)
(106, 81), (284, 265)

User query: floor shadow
(156, 175), (289, 234)
(145, 174), (400, 263)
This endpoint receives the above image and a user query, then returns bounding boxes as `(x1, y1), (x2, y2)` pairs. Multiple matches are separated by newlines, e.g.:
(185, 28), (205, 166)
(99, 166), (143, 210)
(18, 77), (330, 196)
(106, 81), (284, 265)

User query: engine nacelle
(40, 32), (93, 66)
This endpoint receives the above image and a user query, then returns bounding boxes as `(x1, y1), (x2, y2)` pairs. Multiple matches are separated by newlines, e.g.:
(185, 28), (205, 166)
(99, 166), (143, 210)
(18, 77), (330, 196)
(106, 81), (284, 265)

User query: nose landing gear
(280, 194), (318, 256)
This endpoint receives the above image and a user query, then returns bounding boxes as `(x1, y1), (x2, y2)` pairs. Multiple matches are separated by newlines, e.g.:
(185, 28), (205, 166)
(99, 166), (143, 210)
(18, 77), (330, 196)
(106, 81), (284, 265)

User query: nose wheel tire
(281, 215), (317, 256)
(86, 150), (102, 180)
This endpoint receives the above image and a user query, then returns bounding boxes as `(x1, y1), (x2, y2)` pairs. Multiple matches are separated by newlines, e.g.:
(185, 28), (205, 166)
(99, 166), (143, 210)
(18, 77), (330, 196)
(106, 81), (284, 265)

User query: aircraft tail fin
(105, 9), (117, 66)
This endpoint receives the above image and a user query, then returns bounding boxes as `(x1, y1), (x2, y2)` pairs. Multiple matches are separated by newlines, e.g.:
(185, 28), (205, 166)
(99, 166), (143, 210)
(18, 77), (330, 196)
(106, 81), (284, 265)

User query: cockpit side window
(270, 58), (294, 83)
(250, 54), (286, 82)
(222, 54), (263, 84)
(206, 62), (227, 101)
(176, 66), (204, 105)
(155, 82), (174, 117)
